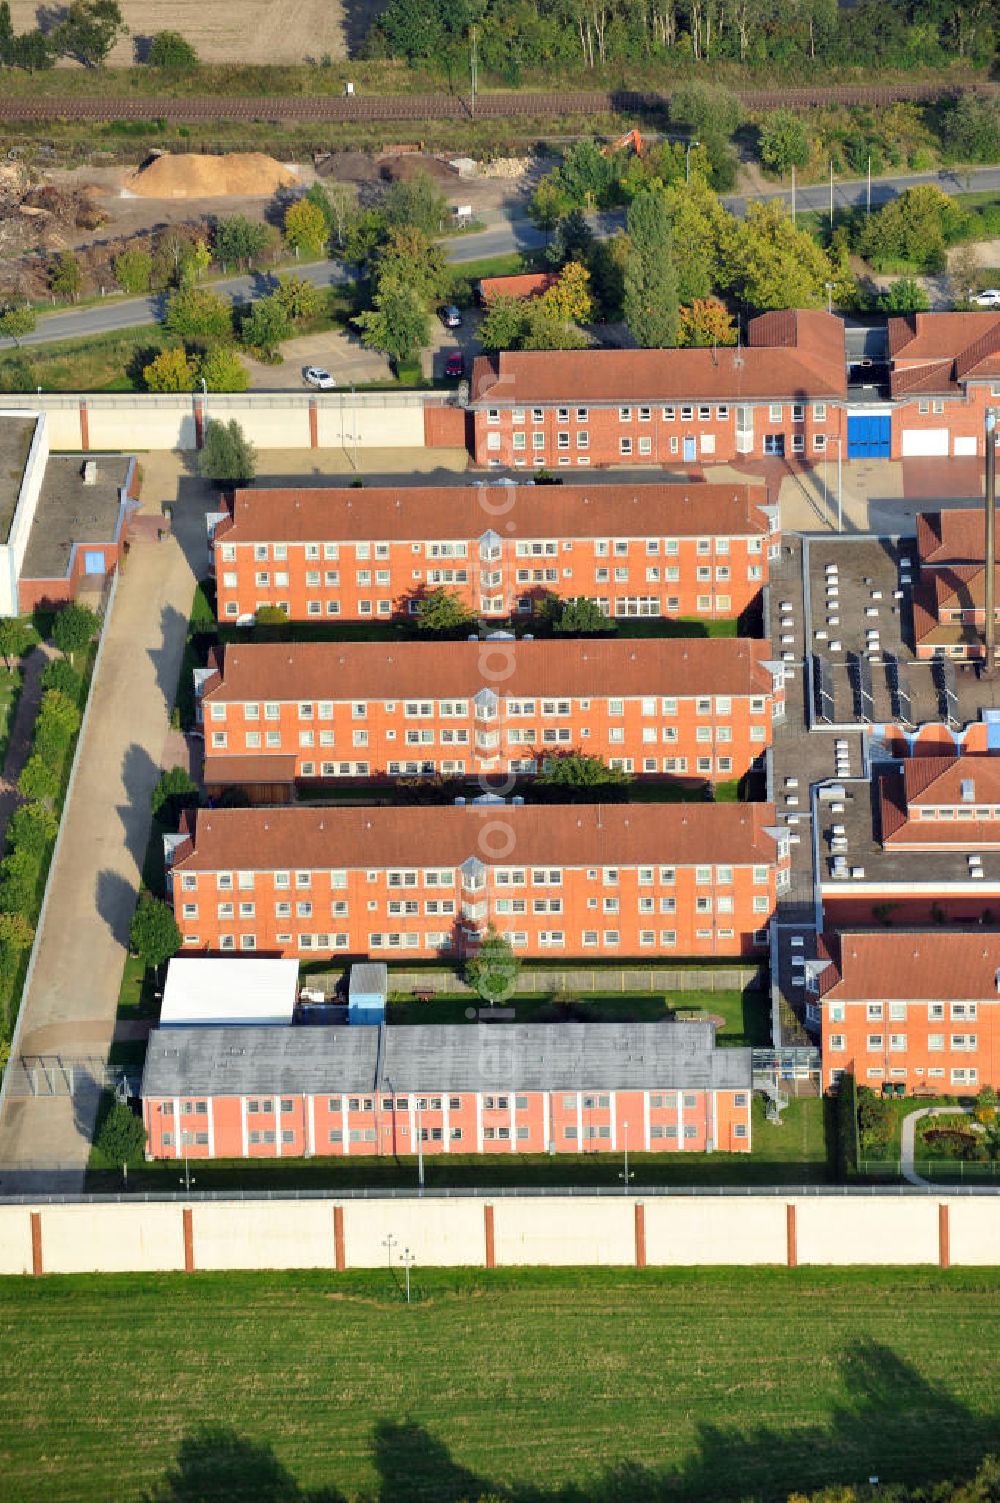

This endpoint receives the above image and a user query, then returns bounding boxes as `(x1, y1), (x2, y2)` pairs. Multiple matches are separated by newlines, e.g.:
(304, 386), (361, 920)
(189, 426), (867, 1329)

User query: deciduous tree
(199, 418), (257, 487)
(113, 248), (153, 294)
(199, 345), (249, 393)
(212, 216), (268, 272)
(52, 602), (100, 665)
(0, 304), (35, 348)
(143, 346), (197, 393)
(464, 924), (520, 1006)
(54, 0), (123, 66)
(677, 297), (737, 347)
(146, 29), (198, 69)
(0, 616), (32, 669)
(48, 251), (82, 302)
(239, 295), (290, 358)
(284, 198), (328, 258)
(355, 278), (430, 365)
(720, 199), (833, 310)
(537, 751), (629, 787)
(163, 286), (232, 341)
(413, 586), (474, 633)
(129, 891), (181, 973)
(758, 109), (812, 174)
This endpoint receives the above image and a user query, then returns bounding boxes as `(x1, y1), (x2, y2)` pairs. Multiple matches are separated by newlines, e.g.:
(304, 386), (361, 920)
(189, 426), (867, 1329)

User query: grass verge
(0, 1263), (995, 1503)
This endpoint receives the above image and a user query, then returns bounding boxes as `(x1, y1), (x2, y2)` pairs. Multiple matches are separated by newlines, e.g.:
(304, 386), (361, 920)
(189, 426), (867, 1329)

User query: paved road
(8, 164), (1000, 354)
(0, 455), (206, 1194)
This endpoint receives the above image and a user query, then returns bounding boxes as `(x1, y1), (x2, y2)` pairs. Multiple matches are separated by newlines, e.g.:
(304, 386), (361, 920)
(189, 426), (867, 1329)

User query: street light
(825, 280), (834, 315)
(401, 1246), (416, 1304)
(416, 1095), (425, 1192)
(686, 139), (700, 183)
(179, 1155), (195, 1194)
(382, 1232), (396, 1271)
(619, 1119), (634, 1193)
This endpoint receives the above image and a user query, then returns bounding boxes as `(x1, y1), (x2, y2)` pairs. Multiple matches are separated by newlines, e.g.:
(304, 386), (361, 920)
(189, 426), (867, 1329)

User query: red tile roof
(888, 312), (1000, 396)
(202, 637), (776, 706)
(881, 756), (1000, 844)
(470, 311), (846, 405)
(215, 482), (773, 546)
(478, 272), (558, 303)
(918, 509), (994, 567)
(173, 801), (779, 873)
(818, 929), (1000, 1001)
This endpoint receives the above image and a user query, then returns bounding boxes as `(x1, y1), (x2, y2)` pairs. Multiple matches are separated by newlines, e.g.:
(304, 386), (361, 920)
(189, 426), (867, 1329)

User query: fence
(1, 1190), (997, 1275)
(309, 965), (764, 997)
(859, 1160), (1000, 1183)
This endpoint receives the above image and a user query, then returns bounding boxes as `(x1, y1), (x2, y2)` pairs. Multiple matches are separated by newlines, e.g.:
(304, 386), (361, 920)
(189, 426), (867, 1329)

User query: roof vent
(961, 778), (975, 802)
(82, 459), (97, 485)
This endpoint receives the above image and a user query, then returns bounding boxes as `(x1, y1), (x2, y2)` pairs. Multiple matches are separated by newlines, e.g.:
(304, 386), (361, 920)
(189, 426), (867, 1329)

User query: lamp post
(179, 1155), (195, 1194)
(619, 1119), (634, 1193)
(686, 139), (700, 183)
(416, 1095), (425, 1192)
(825, 280), (834, 315)
(382, 1232), (396, 1272)
(401, 1246), (415, 1304)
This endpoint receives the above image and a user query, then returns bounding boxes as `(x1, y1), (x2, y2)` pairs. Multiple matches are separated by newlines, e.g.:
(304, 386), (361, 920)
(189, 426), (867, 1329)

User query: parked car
(438, 304), (462, 328)
(974, 289), (1000, 307)
(444, 349), (465, 378)
(304, 366), (336, 389)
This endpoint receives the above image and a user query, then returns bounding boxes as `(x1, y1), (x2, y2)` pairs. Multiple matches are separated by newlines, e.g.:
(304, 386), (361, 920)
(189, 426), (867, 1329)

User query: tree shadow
(116, 741), (162, 866)
(95, 865), (138, 946)
(142, 1341), (999, 1503)
(147, 602), (190, 716)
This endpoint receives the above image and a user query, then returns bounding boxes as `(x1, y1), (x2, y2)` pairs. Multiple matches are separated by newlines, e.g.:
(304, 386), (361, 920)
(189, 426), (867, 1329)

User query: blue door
(847, 414), (890, 458)
(683, 436), (697, 462)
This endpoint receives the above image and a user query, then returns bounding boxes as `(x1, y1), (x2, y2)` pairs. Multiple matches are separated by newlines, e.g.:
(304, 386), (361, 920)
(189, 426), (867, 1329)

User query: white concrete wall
(0, 1207), (33, 1274)
(0, 411), (47, 617)
(3, 1195), (1000, 1276)
(344, 1197), (485, 1268)
(315, 401), (426, 450)
(645, 1195), (787, 1265)
(492, 1197), (634, 1266)
(86, 406), (194, 452)
(37, 1203), (186, 1274)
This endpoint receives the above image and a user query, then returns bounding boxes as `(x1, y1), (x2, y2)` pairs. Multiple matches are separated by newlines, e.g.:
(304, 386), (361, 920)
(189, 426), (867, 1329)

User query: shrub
(7, 801), (57, 857)
(151, 765), (198, 826)
(129, 891), (180, 972)
(284, 197), (328, 258)
(113, 247), (153, 294)
(200, 419), (257, 487)
(17, 753), (57, 804)
(52, 602), (100, 664)
(146, 29), (198, 69)
(834, 1070), (859, 1178)
(199, 345), (249, 393)
(40, 656), (81, 702)
(95, 1099), (147, 1164)
(758, 109), (811, 174)
(143, 346), (196, 393)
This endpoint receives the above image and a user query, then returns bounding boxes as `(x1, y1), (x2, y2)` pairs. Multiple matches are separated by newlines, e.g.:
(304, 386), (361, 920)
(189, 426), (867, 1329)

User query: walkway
(0, 642), (56, 856)
(900, 1106), (973, 1187)
(0, 454), (208, 1194)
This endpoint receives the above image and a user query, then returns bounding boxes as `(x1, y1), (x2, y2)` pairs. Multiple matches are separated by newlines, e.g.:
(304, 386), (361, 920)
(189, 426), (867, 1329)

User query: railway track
(0, 78), (993, 125)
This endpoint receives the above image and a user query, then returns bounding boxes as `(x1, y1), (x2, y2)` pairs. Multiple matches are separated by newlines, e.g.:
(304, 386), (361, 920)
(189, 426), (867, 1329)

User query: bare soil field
(6, 0), (377, 65)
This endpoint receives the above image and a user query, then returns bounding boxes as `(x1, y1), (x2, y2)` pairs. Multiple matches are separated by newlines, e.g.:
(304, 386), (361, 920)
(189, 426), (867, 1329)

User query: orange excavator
(605, 127), (642, 157)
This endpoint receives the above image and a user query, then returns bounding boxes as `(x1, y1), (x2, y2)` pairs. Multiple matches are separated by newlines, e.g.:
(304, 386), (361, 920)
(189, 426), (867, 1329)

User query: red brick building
(167, 801), (786, 961)
(140, 1020), (753, 1160)
(211, 481), (777, 625)
(197, 636), (783, 795)
(887, 311), (1000, 459)
(814, 930), (1000, 1093)
(914, 507), (998, 661)
(469, 310), (848, 469)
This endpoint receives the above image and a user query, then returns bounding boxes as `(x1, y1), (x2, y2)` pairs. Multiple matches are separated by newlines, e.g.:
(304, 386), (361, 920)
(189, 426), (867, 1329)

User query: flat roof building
(159, 956), (299, 1028)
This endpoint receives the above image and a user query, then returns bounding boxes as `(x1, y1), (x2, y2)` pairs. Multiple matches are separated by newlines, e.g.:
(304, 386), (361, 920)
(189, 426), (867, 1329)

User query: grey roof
(141, 1021), (751, 1099)
(22, 453), (132, 581)
(349, 962), (387, 999)
(141, 1026), (379, 1098)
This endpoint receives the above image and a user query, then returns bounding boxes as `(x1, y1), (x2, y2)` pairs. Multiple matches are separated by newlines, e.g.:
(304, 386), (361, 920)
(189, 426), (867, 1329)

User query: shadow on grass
(141, 1342), (999, 1503)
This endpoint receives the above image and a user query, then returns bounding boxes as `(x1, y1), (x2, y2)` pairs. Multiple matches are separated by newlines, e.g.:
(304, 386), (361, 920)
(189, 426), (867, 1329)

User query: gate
(847, 413), (890, 458)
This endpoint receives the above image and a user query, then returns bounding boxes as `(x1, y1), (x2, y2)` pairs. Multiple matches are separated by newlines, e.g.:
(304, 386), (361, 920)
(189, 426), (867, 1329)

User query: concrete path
(899, 1106), (973, 1187)
(0, 455), (209, 1194)
(0, 643), (57, 861)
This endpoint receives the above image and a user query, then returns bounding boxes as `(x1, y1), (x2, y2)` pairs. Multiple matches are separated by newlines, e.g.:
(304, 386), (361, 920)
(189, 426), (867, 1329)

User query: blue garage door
(847, 414), (890, 458)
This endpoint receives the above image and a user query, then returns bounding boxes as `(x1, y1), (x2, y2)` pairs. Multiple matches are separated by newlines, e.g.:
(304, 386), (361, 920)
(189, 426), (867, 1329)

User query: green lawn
(0, 325), (169, 394)
(1, 1264), (997, 1503)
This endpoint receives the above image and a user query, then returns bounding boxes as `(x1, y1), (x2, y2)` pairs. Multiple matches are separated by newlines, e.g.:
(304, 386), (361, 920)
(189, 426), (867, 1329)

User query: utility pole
(416, 1096), (424, 1192)
(986, 407), (997, 676)
(402, 1246), (415, 1304)
(179, 1156), (195, 1194)
(619, 1120), (633, 1193)
(470, 26), (478, 118)
(836, 437), (843, 536)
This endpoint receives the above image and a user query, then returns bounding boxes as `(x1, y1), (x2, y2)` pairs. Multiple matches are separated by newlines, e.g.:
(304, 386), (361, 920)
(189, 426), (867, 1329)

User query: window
(620, 437), (632, 456)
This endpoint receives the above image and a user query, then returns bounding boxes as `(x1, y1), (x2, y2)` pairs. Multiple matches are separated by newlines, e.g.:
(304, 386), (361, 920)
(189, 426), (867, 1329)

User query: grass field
(1, 1265), (997, 1502)
(0, 325), (168, 394)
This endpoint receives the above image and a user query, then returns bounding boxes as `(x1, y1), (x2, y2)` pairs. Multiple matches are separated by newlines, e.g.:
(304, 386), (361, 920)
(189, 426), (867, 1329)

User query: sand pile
(125, 152), (300, 199)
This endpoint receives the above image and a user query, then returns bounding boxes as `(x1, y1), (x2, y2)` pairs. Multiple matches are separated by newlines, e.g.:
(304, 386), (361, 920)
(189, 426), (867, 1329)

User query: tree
(273, 275), (323, 325)
(677, 298), (737, 347)
(758, 109), (812, 174)
(163, 287), (232, 341)
(479, 294), (532, 353)
(542, 261), (593, 324)
(858, 184), (968, 274)
(199, 419), (257, 488)
(664, 178), (736, 304)
(40, 657), (81, 700)
(305, 180), (357, 250)
(537, 751), (629, 787)
(544, 595), (614, 634)
(52, 602), (100, 664)
(521, 301), (588, 352)
(9, 26), (52, 71)
(254, 605), (288, 626)
(464, 924), (520, 1006)
(146, 29), (199, 69)
(212, 216), (268, 272)
(413, 586), (474, 633)
(949, 242), (982, 306)
(34, 688), (81, 761)
(624, 190), (679, 348)
(720, 199), (834, 311)
(381, 172), (449, 236)
(53, 0), (123, 65)
(546, 207), (594, 268)
(96, 1099), (147, 1169)
(355, 278), (430, 365)
(129, 891), (181, 973)
(284, 197), (328, 258)
(668, 82), (744, 142)
(0, 616), (32, 669)
(199, 345), (249, 393)
(0, 0), (12, 59)
(375, 225), (451, 306)
(0, 909), (34, 951)
(7, 801), (57, 858)
(48, 251), (82, 302)
(143, 346), (197, 393)
(878, 277), (931, 313)
(113, 248), (153, 294)
(0, 304), (35, 348)
(17, 753), (57, 804)
(151, 765), (199, 825)
(176, 238), (211, 289)
(239, 295), (289, 358)
(529, 175), (569, 232)
(941, 93), (1000, 163)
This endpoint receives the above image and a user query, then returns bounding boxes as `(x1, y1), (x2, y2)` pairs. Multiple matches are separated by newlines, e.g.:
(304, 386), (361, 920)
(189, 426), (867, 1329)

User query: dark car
(444, 349), (465, 378)
(438, 304), (463, 328)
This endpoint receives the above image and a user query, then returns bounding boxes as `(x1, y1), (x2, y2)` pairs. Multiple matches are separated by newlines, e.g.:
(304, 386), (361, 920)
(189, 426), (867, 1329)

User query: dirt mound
(378, 153), (458, 183)
(125, 152), (300, 199)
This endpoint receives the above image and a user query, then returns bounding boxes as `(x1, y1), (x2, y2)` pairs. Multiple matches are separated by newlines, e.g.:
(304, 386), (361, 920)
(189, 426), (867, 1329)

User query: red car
(444, 350), (465, 378)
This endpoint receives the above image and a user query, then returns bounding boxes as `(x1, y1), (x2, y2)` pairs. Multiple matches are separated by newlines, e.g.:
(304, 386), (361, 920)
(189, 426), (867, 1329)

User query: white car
(974, 289), (1000, 308)
(304, 366), (336, 389)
